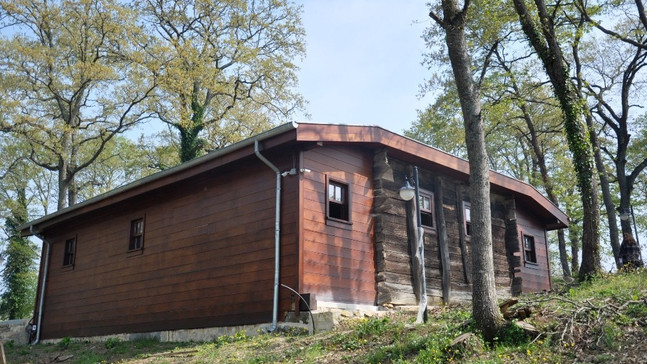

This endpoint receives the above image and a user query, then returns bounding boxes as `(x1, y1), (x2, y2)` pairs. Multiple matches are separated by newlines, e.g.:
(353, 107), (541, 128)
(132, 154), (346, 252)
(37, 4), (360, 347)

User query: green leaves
(139, 0), (306, 161)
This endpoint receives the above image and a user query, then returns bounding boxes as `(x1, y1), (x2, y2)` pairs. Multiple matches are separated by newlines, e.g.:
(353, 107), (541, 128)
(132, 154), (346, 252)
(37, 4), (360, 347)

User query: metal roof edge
(294, 122), (568, 227)
(21, 121), (299, 235)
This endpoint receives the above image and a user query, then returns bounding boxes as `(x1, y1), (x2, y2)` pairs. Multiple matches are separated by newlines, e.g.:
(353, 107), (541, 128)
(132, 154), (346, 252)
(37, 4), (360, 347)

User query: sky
(292, 0), (434, 134)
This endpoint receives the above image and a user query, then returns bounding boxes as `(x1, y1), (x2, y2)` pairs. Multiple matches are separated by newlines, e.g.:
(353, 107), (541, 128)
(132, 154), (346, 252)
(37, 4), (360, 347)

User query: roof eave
(20, 121), (299, 236)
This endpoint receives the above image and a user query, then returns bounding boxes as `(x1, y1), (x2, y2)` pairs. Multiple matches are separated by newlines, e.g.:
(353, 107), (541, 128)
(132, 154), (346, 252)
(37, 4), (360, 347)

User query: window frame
(418, 190), (435, 230)
(462, 201), (471, 238)
(326, 177), (351, 224)
(63, 237), (76, 267)
(522, 234), (538, 264)
(128, 217), (145, 252)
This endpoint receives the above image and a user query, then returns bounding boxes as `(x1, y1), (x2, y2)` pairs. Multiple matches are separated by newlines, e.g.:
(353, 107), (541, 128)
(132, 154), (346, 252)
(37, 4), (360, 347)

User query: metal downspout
(31, 226), (51, 345)
(254, 140), (281, 332)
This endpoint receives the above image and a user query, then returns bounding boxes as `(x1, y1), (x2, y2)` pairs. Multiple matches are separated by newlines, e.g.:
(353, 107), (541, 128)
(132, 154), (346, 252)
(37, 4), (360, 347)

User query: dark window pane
(327, 181), (349, 221)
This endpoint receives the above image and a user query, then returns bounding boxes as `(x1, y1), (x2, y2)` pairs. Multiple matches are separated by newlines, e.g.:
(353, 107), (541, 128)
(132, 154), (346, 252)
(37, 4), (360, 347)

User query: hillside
(7, 271), (647, 363)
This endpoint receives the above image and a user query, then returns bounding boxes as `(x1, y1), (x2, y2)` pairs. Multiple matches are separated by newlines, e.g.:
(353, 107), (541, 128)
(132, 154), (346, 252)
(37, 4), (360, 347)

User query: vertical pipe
(254, 140), (281, 332)
(631, 205), (640, 245)
(32, 232), (51, 345)
(414, 167), (422, 227)
(413, 167), (428, 323)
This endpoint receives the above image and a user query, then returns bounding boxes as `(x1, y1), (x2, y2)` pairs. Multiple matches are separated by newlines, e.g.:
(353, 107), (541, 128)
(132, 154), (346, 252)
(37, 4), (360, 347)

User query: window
(463, 202), (471, 236)
(523, 234), (537, 264)
(129, 218), (145, 251)
(63, 238), (76, 266)
(327, 180), (350, 222)
(419, 192), (434, 229)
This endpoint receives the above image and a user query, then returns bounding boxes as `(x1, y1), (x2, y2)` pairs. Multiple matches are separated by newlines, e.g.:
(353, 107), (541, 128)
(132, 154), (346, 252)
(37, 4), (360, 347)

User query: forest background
(0, 0), (645, 322)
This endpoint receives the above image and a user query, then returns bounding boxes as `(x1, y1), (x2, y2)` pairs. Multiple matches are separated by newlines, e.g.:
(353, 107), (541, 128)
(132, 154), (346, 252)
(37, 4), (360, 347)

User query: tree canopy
(138, 0), (306, 162)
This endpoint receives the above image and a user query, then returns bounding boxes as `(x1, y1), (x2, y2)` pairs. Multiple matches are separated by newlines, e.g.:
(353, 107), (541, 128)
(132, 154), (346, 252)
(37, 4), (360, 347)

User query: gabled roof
(21, 122), (567, 236)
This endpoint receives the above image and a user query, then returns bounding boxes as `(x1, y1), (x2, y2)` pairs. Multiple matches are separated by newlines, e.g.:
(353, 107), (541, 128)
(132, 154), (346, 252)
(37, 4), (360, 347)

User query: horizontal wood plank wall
(301, 145), (376, 305)
(515, 209), (551, 292)
(39, 151), (299, 340)
(373, 152), (516, 306)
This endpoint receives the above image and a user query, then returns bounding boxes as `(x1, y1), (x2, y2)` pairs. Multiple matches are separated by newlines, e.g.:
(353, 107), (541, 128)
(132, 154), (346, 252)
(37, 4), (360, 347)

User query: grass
(6, 270), (647, 363)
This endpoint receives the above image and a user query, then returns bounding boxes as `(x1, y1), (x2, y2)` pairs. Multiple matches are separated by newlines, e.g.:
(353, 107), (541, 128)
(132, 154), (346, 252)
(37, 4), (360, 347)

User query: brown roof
(21, 122), (567, 236)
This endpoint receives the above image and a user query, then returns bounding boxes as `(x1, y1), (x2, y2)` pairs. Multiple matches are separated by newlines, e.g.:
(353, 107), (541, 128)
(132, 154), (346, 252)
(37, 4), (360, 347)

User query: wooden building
(21, 122), (567, 341)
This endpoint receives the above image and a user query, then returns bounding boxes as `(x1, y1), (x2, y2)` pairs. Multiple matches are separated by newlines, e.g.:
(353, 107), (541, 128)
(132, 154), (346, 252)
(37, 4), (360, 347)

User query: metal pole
(413, 166), (427, 323)
(414, 167), (421, 228)
(631, 205), (640, 245)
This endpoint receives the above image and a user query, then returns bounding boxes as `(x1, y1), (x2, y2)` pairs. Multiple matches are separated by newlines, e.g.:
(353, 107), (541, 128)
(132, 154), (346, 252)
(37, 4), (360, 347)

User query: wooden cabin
(21, 122), (567, 341)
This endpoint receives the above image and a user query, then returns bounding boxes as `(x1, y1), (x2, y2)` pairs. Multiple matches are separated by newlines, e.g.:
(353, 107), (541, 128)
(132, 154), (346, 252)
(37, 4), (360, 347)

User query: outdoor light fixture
(619, 210), (631, 221)
(399, 177), (416, 201)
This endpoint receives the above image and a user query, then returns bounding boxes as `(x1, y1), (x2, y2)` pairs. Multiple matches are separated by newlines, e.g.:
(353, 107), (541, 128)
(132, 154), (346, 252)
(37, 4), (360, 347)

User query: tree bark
(571, 24), (622, 269)
(429, 0), (504, 342)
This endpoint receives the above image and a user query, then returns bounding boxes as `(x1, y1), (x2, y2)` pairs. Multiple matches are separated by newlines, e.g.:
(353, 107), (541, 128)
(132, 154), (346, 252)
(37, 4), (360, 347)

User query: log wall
(373, 150), (518, 306)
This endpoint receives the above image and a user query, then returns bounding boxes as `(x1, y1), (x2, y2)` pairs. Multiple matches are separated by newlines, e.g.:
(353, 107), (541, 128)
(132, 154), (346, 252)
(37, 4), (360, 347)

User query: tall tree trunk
(178, 124), (205, 163)
(429, 1), (504, 342)
(568, 217), (581, 275)
(572, 27), (621, 269)
(557, 230), (571, 278)
(589, 115), (620, 267)
(512, 0), (600, 279)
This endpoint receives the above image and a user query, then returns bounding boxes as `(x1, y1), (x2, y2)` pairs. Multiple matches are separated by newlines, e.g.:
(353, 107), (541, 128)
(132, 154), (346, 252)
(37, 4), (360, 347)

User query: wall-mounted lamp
(619, 210), (631, 221)
(399, 177), (416, 201)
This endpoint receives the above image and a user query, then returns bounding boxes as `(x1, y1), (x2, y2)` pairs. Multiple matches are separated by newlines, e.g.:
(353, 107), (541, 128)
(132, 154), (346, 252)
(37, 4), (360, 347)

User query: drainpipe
(254, 140), (281, 332)
(30, 225), (51, 345)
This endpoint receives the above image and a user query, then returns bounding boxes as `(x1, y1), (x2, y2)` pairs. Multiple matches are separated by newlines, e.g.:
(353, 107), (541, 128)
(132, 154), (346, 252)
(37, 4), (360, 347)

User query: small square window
(463, 202), (471, 236)
(63, 238), (76, 266)
(129, 218), (145, 251)
(327, 180), (350, 222)
(523, 234), (537, 263)
(419, 192), (434, 229)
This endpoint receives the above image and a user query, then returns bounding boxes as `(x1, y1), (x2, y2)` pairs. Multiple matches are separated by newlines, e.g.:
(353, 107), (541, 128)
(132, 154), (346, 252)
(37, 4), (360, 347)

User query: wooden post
(456, 188), (472, 283)
(504, 199), (523, 295)
(435, 176), (451, 303)
(0, 341), (6, 364)
(405, 166), (427, 323)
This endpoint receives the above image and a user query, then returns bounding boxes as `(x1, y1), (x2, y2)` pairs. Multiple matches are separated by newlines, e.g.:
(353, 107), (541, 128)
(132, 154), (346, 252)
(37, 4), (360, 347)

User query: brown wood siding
(515, 209), (551, 292)
(300, 146), (376, 305)
(38, 151), (299, 340)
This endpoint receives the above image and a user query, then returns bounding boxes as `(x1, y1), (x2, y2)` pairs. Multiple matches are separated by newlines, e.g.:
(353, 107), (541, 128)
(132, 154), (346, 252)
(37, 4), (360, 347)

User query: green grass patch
(5, 272), (647, 363)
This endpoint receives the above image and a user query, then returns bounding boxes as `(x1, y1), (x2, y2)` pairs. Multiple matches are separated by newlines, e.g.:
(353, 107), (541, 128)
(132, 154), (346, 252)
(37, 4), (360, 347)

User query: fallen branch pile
(526, 290), (647, 349)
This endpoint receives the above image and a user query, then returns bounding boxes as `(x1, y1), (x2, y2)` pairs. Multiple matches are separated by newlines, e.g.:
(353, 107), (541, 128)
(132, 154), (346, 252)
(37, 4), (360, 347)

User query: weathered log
(435, 176), (451, 303)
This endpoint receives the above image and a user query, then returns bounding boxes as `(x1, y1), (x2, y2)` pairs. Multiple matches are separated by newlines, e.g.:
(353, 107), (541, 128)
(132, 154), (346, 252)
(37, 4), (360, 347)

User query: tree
(512, 0), (601, 279)
(75, 135), (172, 201)
(0, 138), (39, 320)
(576, 1), (647, 263)
(428, 0), (505, 342)
(0, 0), (155, 210)
(138, 0), (306, 162)
(416, 0), (581, 277)
(0, 187), (38, 320)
